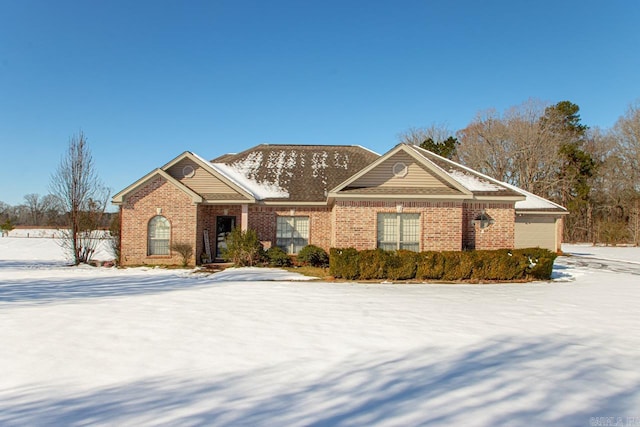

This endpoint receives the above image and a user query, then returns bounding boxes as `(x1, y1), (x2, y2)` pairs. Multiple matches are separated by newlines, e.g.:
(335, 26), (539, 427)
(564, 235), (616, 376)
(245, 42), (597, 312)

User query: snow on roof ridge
(210, 162), (289, 200)
(354, 144), (381, 156)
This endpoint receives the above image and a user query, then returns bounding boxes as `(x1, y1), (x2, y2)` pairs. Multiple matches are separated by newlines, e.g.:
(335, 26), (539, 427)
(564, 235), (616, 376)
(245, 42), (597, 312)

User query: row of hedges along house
(112, 143), (567, 266)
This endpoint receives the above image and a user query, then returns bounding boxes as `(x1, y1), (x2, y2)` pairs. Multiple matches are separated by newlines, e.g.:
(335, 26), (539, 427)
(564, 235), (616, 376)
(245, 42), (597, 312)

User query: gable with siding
(349, 151), (458, 190)
(331, 144), (471, 199)
(165, 158), (249, 201)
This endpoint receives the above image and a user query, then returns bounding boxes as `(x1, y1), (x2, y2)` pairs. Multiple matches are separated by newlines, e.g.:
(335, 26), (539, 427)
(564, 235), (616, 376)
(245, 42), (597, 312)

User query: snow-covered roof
(210, 163), (289, 200)
(210, 144), (380, 202)
(500, 182), (567, 212)
(447, 170), (505, 192)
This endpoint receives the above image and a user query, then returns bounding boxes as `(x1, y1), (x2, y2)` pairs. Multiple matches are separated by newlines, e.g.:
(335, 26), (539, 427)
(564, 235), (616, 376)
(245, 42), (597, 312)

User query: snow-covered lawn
(0, 238), (639, 426)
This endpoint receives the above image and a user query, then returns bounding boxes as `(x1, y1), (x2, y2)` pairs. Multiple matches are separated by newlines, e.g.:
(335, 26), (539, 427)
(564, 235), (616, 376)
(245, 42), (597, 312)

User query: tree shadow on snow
(1, 335), (638, 426)
(0, 260), (69, 269)
(550, 263), (574, 281)
(0, 271), (212, 305)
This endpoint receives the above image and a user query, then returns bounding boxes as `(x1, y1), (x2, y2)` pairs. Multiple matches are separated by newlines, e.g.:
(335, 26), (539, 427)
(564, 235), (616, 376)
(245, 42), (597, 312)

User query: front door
(215, 216), (236, 260)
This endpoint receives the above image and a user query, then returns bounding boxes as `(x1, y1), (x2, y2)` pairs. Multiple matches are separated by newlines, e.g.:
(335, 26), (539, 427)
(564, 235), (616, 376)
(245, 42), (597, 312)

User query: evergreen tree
(541, 101), (597, 241)
(420, 136), (458, 159)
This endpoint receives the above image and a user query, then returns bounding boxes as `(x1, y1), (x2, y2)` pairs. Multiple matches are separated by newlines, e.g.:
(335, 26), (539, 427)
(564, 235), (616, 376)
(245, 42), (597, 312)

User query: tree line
(0, 193), (115, 230)
(401, 98), (640, 246)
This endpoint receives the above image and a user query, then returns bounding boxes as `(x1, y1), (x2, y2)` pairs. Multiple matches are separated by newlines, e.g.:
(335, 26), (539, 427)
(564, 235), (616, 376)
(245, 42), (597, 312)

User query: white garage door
(515, 215), (557, 251)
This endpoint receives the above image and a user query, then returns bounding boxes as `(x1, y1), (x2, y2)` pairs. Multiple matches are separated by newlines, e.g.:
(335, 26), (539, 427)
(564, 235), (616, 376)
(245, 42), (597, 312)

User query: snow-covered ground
(0, 238), (638, 426)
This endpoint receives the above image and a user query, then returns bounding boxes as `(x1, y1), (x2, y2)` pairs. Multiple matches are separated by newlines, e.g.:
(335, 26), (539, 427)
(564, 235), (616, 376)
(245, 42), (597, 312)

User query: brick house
(112, 143), (567, 266)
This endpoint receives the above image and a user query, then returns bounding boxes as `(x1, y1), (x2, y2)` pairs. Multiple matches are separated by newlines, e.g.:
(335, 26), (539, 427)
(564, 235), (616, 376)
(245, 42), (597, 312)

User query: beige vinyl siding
(351, 152), (454, 189)
(515, 215), (557, 251)
(167, 159), (240, 196)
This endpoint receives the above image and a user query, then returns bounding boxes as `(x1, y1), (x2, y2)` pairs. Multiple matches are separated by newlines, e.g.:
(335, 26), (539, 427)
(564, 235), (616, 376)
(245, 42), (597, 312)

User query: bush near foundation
(222, 228), (262, 266)
(265, 246), (292, 267)
(329, 247), (557, 281)
(385, 250), (419, 280)
(297, 245), (329, 267)
(441, 251), (475, 280)
(471, 250), (528, 281)
(358, 249), (389, 279)
(415, 251), (446, 280)
(329, 248), (360, 280)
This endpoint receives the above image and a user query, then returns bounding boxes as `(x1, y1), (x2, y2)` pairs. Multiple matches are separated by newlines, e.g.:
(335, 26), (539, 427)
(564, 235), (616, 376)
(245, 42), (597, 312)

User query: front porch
(197, 204), (249, 263)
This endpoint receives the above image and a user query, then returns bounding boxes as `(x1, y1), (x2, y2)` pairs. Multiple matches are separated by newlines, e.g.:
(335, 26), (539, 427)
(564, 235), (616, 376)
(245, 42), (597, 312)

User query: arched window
(148, 216), (170, 255)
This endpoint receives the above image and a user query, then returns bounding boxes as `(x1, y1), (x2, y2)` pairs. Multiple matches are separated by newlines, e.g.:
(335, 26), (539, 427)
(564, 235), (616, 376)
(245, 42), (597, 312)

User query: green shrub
(0, 219), (14, 232)
(441, 251), (474, 280)
(385, 250), (418, 280)
(222, 228), (263, 266)
(470, 250), (522, 281)
(265, 246), (292, 267)
(297, 245), (329, 267)
(416, 251), (446, 280)
(358, 249), (389, 279)
(329, 248), (360, 279)
(329, 247), (557, 282)
(513, 248), (558, 280)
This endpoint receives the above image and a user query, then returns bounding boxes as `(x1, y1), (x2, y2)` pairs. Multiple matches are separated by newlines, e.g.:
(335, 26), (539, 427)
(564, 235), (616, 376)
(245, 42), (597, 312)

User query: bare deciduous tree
(613, 103), (640, 188)
(398, 123), (454, 146)
(456, 100), (560, 194)
(49, 131), (110, 265)
(22, 193), (56, 226)
(611, 103), (640, 244)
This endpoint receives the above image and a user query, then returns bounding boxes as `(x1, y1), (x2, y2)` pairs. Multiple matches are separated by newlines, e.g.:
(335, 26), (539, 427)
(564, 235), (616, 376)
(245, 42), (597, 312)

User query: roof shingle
(213, 144), (380, 201)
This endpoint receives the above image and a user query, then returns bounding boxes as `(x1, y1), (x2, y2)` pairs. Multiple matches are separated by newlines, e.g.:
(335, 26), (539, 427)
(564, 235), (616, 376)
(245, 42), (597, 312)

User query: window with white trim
(148, 215), (170, 255)
(377, 213), (420, 252)
(276, 216), (309, 254)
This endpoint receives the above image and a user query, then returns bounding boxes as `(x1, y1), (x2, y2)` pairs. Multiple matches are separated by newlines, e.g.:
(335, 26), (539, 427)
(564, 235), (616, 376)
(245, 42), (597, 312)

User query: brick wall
(247, 206), (332, 252)
(332, 200), (464, 251)
(120, 177), (198, 266)
(462, 202), (515, 250)
(120, 182), (519, 266)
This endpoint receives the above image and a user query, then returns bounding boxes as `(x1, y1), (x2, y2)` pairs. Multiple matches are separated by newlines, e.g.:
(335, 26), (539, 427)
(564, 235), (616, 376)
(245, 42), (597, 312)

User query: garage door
(515, 215), (557, 251)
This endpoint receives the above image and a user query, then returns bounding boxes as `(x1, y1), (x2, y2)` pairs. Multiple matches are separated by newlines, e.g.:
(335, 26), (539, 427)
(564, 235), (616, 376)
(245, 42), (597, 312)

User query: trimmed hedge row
(329, 248), (557, 281)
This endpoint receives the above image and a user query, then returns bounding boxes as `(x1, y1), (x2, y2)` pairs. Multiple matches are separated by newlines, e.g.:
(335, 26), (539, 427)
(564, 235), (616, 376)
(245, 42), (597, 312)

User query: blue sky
(1, 0), (639, 207)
